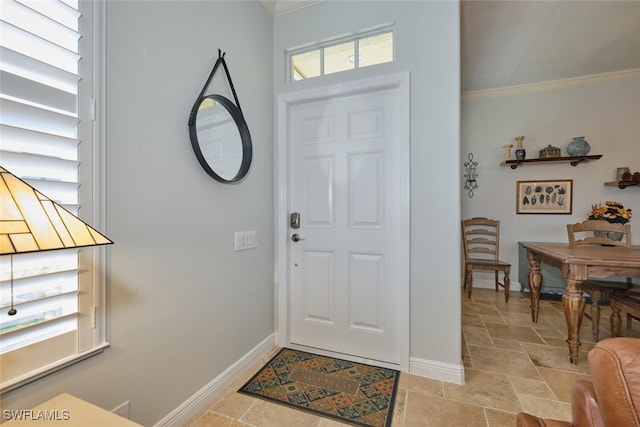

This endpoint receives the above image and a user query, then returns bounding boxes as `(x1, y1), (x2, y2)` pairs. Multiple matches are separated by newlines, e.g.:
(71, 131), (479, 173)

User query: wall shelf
(604, 181), (639, 189)
(500, 154), (603, 169)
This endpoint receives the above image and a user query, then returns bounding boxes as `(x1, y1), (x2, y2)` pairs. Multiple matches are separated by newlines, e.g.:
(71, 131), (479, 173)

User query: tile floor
(188, 288), (640, 427)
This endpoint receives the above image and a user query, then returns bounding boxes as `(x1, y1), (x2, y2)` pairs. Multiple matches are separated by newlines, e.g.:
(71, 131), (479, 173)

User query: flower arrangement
(588, 201), (632, 224)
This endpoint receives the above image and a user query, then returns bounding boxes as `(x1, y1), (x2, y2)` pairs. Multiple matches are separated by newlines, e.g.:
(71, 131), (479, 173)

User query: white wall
(1, 2), (274, 426)
(273, 1), (463, 373)
(462, 76), (640, 287)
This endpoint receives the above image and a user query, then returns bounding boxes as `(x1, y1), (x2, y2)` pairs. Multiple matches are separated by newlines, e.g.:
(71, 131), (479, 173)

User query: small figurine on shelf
(616, 167), (631, 182)
(503, 144), (513, 161)
(514, 136), (526, 160)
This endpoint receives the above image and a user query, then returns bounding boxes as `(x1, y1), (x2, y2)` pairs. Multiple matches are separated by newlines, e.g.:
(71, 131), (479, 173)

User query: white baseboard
(409, 357), (465, 385)
(153, 334), (276, 427)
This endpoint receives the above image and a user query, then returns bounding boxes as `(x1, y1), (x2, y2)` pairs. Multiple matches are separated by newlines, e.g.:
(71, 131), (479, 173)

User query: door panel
(289, 87), (404, 365)
(304, 156), (334, 227)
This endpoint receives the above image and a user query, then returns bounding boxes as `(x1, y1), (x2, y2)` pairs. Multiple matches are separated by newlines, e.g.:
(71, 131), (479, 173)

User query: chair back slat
(567, 220), (631, 248)
(461, 217), (500, 261)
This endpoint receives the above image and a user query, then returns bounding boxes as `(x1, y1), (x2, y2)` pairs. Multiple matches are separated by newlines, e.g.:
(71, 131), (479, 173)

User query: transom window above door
(289, 27), (394, 81)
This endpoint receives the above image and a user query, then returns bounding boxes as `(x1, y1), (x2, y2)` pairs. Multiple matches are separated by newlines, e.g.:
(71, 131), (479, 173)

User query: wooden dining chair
(610, 291), (640, 337)
(567, 220), (633, 341)
(461, 217), (511, 301)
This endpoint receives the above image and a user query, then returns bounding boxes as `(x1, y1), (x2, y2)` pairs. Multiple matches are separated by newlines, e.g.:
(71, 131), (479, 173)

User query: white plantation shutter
(0, 0), (107, 392)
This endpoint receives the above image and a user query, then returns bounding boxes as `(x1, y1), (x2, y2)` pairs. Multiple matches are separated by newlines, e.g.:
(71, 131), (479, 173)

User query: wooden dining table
(521, 242), (640, 364)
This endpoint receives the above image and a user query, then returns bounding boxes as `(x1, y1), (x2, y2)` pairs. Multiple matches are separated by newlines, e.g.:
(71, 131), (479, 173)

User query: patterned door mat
(238, 348), (400, 427)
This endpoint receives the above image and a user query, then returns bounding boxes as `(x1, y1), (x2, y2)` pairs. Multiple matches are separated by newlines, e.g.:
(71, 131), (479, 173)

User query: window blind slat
(0, 70), (76, 114)
(0, 124), (78, 161)
(0, 315), (77, 354)
(0, 289), (77, 316)
(0, 269), (77, 302)
(16, 0), (80, 31)
(0, 151), (78, 183)
(0, 21), (79, 74)
(0, 98), (79, 138)
(0, 46), (79, 94)
(2, 0), (80, 52)
(0, 250), (78, 282)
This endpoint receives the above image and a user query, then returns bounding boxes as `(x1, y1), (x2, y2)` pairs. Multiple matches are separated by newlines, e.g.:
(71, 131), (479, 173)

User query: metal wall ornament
(464, 153), (479, 198)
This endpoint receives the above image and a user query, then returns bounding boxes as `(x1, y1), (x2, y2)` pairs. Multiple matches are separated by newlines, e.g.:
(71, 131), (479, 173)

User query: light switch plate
(235, 231), (257, 251)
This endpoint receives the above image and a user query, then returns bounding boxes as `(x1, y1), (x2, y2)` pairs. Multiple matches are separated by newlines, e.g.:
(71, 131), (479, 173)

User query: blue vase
(567, 136), (591, 156)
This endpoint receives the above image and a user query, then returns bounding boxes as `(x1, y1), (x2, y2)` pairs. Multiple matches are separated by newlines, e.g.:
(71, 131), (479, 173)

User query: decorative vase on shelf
(567, 136), (591, 156)
(594, 230), (624, 243)
(514, 135), (526, 160)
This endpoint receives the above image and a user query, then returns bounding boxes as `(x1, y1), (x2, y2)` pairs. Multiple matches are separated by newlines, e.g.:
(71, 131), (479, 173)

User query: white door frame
(275, 72), (411, 371)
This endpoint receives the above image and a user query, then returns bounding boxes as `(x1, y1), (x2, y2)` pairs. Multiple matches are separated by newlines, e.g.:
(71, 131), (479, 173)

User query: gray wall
(462, 77), (640, 287)
(1, 2), (274, 426)
(274, 1), (463, 369)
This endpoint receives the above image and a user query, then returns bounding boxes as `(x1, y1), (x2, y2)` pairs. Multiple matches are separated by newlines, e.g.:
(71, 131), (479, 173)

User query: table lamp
(0, 166), (112, 315)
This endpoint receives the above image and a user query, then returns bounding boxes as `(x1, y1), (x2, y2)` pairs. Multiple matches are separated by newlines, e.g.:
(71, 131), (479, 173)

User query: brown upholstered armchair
(517, 337), (640, 427)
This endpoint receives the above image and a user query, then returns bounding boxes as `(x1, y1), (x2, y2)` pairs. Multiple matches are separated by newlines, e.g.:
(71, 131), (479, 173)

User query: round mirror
(189, 94), (252, 183)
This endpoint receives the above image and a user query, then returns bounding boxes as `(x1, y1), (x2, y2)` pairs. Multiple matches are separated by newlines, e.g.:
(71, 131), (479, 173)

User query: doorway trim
(275, 72), (410, 372)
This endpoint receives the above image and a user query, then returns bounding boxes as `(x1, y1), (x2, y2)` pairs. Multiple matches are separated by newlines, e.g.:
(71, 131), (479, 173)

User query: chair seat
(465, 259), (510, 268)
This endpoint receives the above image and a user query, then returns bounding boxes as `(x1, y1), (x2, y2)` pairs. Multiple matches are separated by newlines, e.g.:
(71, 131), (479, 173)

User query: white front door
(282, 75), (409, 368)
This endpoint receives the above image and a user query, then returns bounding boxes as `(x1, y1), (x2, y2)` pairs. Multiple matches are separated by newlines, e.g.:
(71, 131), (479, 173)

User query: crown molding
(462, 68), (640, 101)
(260, 0), (326, 17)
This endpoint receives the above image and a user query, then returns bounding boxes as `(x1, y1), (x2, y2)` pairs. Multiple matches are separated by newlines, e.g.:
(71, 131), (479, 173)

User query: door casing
(275, 72), (410, 371)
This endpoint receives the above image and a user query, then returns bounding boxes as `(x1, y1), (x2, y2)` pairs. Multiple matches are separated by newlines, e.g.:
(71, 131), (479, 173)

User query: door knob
(291, 233), (305, 242)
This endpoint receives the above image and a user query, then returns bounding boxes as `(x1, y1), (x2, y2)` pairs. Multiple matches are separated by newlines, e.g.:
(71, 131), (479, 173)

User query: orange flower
(588, 201), (632, 224)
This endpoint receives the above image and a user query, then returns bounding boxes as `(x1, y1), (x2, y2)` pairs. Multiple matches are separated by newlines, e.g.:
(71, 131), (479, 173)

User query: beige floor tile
(484, 408), (519, 427)
(464, 303), (501, 316)
(492, 337), (524, 352)
(509, 376), (555, 400)
(443, 369), (522, 413)
(463, 313), (486, 327)
(480, 314), (506, 324)
(463, 326), (495, 347)
(398, 373), (443, 397)
(390, 388), (407, 426)
(485, 323), (546, 344)
(190, 411), (253, 427)
(404, 393), (487, 427)
(532, 326), (565, 339)
(519, 395), (572, 422)
(520, 342), (591, 374)
(240, 399), (321, 427)
(467, 345), (543, 380)
(317, 418), (352, 426)
(537, 368), (591, 403)
(204, 390), (256, 420)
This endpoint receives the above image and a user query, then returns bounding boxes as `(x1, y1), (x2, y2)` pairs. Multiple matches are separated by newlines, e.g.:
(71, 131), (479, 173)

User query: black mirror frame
(189, 94), (252, 183)
(188, 50), (252, 183)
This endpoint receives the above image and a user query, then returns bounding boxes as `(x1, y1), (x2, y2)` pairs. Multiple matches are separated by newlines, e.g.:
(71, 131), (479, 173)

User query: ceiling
(461, 0), (640, 92)
(261, 0), (640, 93)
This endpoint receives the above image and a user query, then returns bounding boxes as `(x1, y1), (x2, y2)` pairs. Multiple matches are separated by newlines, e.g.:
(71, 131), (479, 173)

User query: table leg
(527, 253), (542, 323)
(611, 299), (622, 337)
(562, 278), (585, 364)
